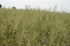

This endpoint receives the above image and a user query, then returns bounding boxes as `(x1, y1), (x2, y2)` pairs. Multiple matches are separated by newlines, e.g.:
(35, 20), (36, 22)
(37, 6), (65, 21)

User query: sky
(0, 0), (70, 12)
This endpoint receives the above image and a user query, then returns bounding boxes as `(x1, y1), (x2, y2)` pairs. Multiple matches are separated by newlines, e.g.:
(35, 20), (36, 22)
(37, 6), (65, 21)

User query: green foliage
(12, 6), (16, 9)
(0, 8), (70, 46)
(0, 4), (2, 8)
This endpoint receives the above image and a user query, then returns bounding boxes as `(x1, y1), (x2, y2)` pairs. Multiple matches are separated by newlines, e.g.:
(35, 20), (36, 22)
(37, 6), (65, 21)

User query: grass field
(0, 8), (70, 46)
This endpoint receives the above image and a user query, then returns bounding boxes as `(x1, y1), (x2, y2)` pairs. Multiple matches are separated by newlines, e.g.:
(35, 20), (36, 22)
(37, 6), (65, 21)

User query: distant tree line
(0, 4), (2, 8)
(0, 4), (16, 9)
(12, 6), (16, 9)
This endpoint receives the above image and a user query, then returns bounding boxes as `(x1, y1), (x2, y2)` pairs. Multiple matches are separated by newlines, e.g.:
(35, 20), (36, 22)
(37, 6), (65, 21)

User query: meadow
(0, 8), (70, 46)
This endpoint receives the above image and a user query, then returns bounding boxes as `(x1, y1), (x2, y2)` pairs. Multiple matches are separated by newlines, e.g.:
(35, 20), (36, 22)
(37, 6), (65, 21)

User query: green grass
(0, 8), (70, 46)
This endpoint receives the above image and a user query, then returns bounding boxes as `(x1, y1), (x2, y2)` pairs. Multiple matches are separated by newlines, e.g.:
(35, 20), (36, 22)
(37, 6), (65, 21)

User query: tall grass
(0, 8), (70, 46)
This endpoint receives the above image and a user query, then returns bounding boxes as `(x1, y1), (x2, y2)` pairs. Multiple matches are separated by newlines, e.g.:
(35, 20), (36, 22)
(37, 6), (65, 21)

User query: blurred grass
(0, 8), (70, 46)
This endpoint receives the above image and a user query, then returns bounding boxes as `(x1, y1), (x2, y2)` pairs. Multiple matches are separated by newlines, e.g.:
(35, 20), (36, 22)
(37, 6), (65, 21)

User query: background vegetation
(0, 8), (70, 46)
